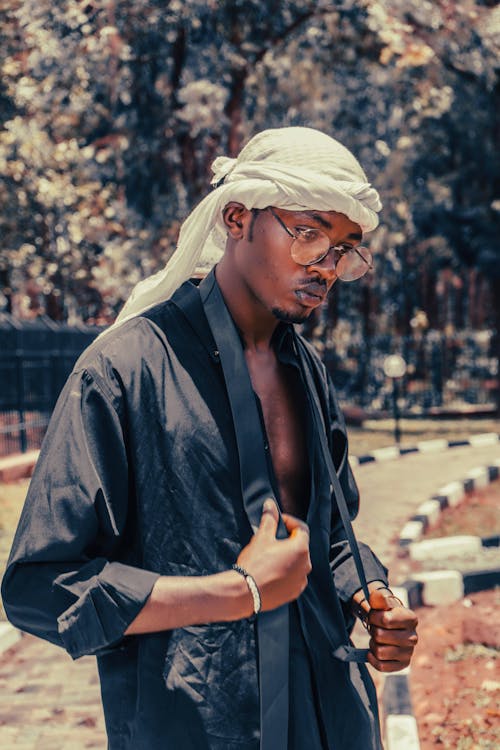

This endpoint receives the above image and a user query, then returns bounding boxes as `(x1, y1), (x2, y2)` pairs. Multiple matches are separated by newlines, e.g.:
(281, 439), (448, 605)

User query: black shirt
(2, 281), (386, 749)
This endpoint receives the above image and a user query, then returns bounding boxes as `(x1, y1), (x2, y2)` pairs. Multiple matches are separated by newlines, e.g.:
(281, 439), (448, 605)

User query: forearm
(330, 536), (388, 603)
(125, 570), (253, 635)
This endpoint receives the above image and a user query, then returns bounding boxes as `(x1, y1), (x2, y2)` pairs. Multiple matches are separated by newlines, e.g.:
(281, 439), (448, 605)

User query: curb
(383, 670), (420, 750)
(382, 449), (500, 750)
(0, 449), (40, 482)
(398, 459), (500, 549)
(393, 568), (500, 609)
(382, 568), (500, 750)
(350, 432), (499, 468)
(408, 533), (500, 562)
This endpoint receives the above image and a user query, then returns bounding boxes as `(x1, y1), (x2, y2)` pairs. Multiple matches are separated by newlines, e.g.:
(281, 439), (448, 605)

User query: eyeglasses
(267, 207), (373, 282)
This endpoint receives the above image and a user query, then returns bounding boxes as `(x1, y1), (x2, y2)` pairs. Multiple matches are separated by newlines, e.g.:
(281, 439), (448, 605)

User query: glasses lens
(336, 246), (373, 281)
(290, 232), (330, 266)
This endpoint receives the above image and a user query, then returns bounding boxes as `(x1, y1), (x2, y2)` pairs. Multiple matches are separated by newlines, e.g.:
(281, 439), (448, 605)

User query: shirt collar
(271, 322), (299, 365)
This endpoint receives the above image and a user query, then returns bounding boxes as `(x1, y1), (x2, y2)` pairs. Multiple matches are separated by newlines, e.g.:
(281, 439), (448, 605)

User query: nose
(307, 251), (339, 283)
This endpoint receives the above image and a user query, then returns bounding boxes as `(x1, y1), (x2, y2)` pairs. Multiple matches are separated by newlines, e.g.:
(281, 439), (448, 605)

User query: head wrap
(114, 127), (382, 325)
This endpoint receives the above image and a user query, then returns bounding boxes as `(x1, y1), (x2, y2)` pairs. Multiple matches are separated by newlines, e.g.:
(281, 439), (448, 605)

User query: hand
(236, 499), (312, 612)
(366, 588), (418, 673)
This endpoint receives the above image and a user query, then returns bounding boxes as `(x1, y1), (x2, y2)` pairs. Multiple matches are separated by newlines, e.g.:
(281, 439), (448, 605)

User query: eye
(294, 226), (323, 243)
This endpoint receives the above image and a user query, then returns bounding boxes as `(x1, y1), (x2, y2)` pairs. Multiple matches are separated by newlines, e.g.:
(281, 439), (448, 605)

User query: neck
(214, 260), (278, 352)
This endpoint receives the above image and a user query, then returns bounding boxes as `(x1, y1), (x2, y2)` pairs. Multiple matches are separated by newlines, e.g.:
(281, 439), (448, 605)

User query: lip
(295, 287), (327, 306)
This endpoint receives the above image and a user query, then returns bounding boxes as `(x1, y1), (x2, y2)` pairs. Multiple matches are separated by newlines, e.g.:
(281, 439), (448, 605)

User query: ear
(222, 202), (252, 239)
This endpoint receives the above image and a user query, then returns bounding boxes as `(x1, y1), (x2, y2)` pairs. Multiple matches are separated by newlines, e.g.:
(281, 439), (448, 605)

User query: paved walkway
(0, 442), (498, 748)
(0, 637), (106, 749)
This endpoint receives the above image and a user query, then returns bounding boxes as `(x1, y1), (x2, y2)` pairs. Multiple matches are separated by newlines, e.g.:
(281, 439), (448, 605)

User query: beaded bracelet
(232, 564), (262, 620)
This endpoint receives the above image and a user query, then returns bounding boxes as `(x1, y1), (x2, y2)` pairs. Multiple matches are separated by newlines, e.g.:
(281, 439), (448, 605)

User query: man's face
(228, 206), (363, 324)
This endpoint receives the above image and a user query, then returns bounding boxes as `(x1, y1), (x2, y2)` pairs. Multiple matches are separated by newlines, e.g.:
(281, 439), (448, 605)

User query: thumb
(369, 588), (393, 611)
(256, 498), (279, 539)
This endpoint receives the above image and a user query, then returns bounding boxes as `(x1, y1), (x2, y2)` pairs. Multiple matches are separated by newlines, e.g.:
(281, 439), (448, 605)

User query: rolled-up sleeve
(1, 365), (160, 659)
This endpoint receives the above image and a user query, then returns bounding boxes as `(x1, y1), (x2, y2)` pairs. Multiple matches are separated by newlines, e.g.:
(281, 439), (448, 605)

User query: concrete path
(0, 636), (106, 749)
(0, 442), (498, 748)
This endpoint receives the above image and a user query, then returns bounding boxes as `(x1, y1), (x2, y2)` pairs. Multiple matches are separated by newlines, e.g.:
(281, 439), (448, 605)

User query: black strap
(199, 271), (289, 750)
(296, 338), (370, 663)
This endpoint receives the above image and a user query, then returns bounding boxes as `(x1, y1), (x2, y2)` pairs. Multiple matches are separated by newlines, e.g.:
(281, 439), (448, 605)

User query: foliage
(0, 0), (498, 333)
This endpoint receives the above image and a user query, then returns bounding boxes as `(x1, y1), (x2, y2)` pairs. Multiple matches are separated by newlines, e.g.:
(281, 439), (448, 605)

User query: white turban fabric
(114, 127), (382, 325)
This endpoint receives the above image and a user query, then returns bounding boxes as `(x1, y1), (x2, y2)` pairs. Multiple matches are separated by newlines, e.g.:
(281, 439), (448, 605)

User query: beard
(271, 306), (310, 324)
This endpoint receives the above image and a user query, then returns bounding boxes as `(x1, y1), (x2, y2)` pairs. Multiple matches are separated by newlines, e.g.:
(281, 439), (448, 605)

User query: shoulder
(70, 298), (189, 394)
(74, 308), (167, 369)
(70, 283), (209, 398)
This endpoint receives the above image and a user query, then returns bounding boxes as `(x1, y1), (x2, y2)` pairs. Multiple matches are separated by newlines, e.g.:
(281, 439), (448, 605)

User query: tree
(1, 0), (498, 368)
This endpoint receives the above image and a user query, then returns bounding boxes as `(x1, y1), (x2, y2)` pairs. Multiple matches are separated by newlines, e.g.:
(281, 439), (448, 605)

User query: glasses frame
(267, 207), (373, 280)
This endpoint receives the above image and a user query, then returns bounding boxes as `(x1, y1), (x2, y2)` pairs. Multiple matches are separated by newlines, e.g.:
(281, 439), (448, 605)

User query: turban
(114, 127), (382, 325)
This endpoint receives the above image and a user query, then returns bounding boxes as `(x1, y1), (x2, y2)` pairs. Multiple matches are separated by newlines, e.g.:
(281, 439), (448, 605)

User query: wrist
(231, 564), (262, 621)
(352, 580), (390, 605)
(216, 569), (255, 621)
(351, 580), (390, 625)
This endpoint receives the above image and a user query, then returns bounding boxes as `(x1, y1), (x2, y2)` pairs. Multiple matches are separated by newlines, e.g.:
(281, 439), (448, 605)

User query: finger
(369, 588), (394, 611)
(369, 607), (418, 631)
(367, 652), (411, 673)
(368, 640), (416, 662)
(282, 513), (310, 539)
(256, 498), (279, 539)
(370, 625), (418, 648)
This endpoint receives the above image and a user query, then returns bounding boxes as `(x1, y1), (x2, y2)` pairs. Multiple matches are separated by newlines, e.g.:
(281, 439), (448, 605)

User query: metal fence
(0, 315), (497, 457)
(0, 315), (102, 456)
(320, 328), (498, 414)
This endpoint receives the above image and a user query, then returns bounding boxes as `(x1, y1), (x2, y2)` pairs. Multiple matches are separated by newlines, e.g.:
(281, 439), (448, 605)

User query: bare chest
(245, 350), (310, 520)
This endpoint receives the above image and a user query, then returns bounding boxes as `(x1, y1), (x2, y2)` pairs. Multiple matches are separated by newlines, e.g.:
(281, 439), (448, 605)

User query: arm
(325, 379), (389, 603)
(125, 501), (311, 634)
(324, 378), (418, 670)
(2, 367), (311, 656)
(1, 367), (160, 658)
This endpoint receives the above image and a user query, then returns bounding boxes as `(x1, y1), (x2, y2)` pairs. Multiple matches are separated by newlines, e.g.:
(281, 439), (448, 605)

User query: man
(2, 127), (418, 749)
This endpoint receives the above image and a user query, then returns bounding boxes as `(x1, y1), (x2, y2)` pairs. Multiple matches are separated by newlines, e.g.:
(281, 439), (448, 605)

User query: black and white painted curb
(350, 431), (499, 468)
(398, 457), (500, 549)
(381, 563), (500, 750)
(382, 454), (500, 750)
(382, 668), (420, 750)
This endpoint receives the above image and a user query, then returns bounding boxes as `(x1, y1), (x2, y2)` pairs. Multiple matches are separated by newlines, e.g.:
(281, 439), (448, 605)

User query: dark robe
(2, 280), (387, 749)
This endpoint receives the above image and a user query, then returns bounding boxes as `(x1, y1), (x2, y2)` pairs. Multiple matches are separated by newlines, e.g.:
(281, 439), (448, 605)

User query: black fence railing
(318, 327), (498, 415)
(0, 315), (497, 457)
(0, 315), (103, 456)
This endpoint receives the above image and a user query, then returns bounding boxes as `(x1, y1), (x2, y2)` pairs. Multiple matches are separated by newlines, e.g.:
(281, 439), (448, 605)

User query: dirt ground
(388, 479), (500, 587)
(423, 479), (500, 540)
(411, 589), (500, 750)
(401, 480), (500, 749)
